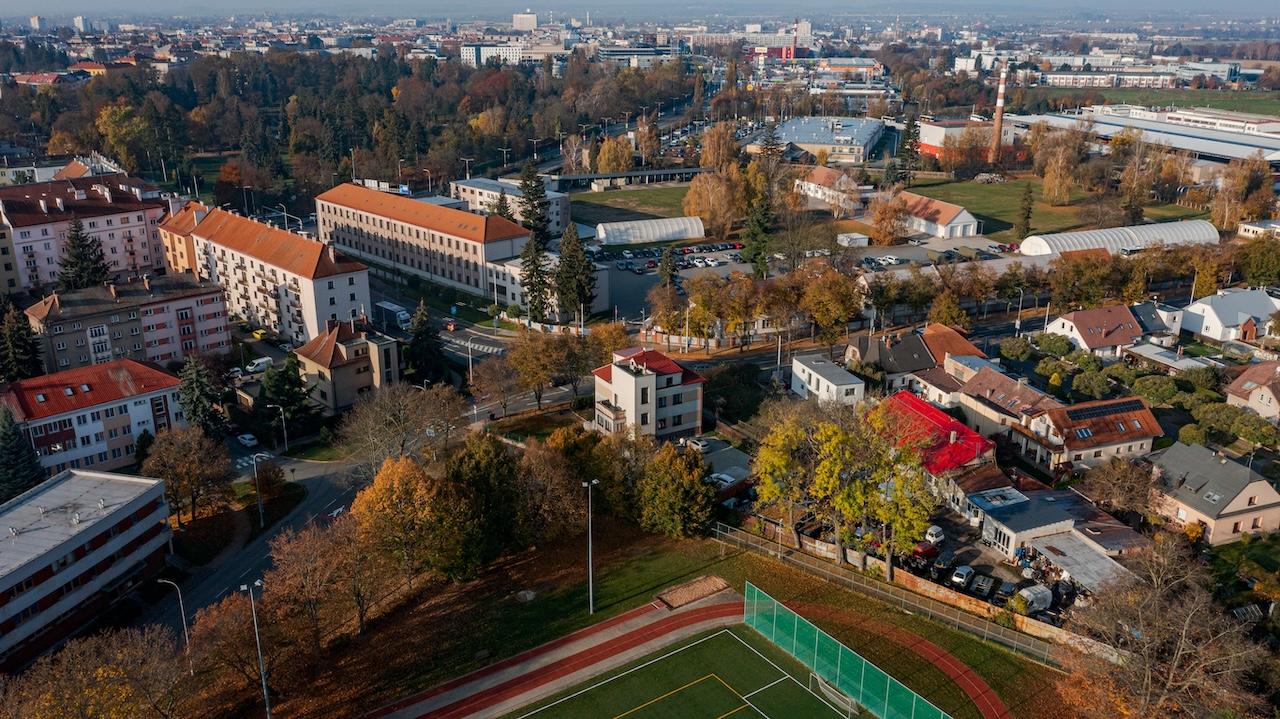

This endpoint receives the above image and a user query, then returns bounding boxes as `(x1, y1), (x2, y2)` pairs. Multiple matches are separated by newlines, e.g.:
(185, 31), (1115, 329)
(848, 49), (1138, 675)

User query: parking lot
(591, 242), (758, 319)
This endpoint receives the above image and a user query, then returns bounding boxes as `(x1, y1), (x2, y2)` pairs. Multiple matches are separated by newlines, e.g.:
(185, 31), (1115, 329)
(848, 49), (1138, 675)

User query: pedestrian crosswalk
(443, 335), (503, 355)
(234, 452), (274, 471)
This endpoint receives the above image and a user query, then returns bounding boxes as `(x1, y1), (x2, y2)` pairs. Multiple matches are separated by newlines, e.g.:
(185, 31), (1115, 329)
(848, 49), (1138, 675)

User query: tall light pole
(528, 137), (542, 160)
(266, 404), (288, 452)
(349, 147), (356, 181)
(498, 147), (512, 166)
(250, 452), (272, 528)
(582, 479), (599, 615)
(157, 579), (193, 675)
(460, 157), (475, 179)
(1014, 287), (1026, 337)
(241, 580), (272, 719)
(422, 168), (433, 194)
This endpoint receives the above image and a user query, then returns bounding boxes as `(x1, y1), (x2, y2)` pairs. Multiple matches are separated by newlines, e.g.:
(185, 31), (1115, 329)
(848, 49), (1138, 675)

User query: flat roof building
(790, 355), (864, 405)
(451, 177), (570, 236)
(753, 116), (884, 165)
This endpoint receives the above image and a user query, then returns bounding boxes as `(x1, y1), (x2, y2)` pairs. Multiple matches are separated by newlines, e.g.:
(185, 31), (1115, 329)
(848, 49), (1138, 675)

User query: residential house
(1010, 396), (1160, 471)
(874, 390), (995, 478)
(846, 324), (983, 392)
(25, 273), (230, 372)
(955, 366), (1063, 440)
(1225, 361), (1280, 422)
(1129, 300), (1183, 347)
(790, 354), (865, 404)
(1181, 288), (1280, 344)
(1150, 442), (1280, 545)
(1, 360), (183, 475)
(1123, 344), (1222, 376)
(0, 469), (169, 671)
(898, 192), (980, 239)
(292, 320), (402, 415)
(592, 347), (705, 441)
(791, 166), (871, 216)
(919, 324), (986, 366)
(187, 210), (370, 344)
(1043, 305), (1142, 359)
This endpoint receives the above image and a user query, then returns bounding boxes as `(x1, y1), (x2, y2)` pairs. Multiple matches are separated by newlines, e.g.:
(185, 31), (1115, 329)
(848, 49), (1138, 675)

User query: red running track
(369, 600), (742, 719)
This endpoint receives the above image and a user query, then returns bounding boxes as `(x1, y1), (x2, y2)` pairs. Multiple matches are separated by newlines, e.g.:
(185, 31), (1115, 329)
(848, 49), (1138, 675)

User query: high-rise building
(29, 16), (46, 31)
(513, 11), (538, 31)
(73, 16), (89, 33)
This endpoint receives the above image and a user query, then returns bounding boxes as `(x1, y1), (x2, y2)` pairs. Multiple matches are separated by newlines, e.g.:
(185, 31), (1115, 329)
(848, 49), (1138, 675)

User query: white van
(245, 357), (274, 374)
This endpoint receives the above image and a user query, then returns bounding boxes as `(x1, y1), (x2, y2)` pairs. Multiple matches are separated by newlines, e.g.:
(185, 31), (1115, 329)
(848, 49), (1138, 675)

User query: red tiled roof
(899, 191), (967, 226)
(802, 166), (844, 189)
(157, 199), (208, 236)
(593, 347), (706, 385)
(1058, 305), (1142, 350)
(316, 183), (528, 244)
(2, 360), (179, 422)
(0, 174), (163, 227)
(51, 160), (92, 180)
(1043, 396), (1160, 451)
(876, 391), (994, 475)
(1225, 361), (1280, 401)
(920, 323), (985, 361)
(192, 209), (366, 280)
(294, 321), (371, 369)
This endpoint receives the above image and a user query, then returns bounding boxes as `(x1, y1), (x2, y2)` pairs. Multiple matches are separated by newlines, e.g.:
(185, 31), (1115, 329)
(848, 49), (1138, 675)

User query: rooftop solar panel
(1064, 399), (1144, 422)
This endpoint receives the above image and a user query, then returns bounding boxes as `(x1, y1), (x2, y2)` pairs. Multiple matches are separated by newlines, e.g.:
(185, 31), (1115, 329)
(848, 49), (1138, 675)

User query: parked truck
(373, 301), (413, 331)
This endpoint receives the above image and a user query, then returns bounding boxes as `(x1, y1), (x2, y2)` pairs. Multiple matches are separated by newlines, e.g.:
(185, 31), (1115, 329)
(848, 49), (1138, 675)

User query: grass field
(1039, 88), (1280, 115)
(571, 185), (691, 225)
(507, 627), (855, 719)
(909, 177), (1206, 241)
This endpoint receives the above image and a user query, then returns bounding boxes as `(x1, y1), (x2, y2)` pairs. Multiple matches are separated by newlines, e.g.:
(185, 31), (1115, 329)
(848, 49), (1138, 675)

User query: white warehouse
(1019, 220), (1219, 257)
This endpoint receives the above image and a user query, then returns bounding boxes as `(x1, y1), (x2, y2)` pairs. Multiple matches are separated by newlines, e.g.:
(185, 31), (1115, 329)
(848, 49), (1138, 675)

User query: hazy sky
(6, 0), (1280, 20)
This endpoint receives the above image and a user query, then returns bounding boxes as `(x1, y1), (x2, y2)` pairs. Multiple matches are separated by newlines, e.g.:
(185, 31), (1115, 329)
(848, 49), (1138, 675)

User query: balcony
(595, 400), (626, 425)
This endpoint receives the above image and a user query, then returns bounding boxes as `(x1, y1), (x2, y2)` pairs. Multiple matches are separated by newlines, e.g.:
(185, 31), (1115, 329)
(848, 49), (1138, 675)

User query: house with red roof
(1044, 304), (1143, 359)
(2, 360), (183, 476)
(293, 320), (402, 415)
(592, 347), (705, 441)
(874, 390), (995, 476)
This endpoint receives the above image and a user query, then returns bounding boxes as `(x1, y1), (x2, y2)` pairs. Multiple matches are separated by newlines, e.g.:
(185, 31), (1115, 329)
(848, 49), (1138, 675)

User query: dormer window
(80, 384), (90, 392)
(36, 393), (46, 402)
(1075, 428), (1093, 439)
(63, 387), (74, 396)
(1116, 421), (1126, 432)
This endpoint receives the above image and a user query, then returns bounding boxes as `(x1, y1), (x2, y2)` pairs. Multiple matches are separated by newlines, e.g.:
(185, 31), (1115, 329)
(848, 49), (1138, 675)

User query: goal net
(809, 672), (857, 718)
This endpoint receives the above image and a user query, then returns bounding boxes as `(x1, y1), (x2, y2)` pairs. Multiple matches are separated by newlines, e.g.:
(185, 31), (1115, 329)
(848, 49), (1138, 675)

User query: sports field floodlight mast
(583, 479), (600, 614)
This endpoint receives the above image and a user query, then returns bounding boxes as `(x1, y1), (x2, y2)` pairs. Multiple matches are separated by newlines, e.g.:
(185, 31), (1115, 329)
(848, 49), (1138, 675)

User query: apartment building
(451, 177), (571, 236)
(315, 183), (529, 298)
(592, 347), (705, 441)
(293, 319), (402, 415)
(25, 273), (230, 372)
(2, 360), (183, 476)
(156, 198), (208, 274)
(188, 209), (370, 344)
(488, 255), (611, 317)
(0, 174), (168, 292)
(0, 469), (169, 671)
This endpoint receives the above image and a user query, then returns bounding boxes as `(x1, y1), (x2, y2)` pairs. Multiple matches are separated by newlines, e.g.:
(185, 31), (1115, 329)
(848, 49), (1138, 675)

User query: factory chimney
(988, 60), (1009, 165)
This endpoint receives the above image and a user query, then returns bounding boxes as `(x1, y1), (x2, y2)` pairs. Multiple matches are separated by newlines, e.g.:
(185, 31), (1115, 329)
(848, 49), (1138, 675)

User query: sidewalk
(369, 592), (743, 719)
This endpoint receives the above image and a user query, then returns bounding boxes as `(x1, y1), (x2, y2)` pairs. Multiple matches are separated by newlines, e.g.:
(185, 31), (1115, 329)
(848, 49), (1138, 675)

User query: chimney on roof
(327, 244), (337, 262)
(107, 283), (117, 300)
(949, 430), (958, 444)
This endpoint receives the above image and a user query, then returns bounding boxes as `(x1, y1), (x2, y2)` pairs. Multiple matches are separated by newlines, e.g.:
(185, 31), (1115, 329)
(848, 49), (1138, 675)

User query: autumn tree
(636, 443), (714, 538)
(596, 135), (635, 173)
(635, 117), (659, 166)
(699, 122), (739, 172)
(142, 427), (234, 525)
(190, 592), (288, 705)
(682, 171), (743, 241)
(800, 264), (863, 358)
(339, 382), (464, 477)
(517, 439), (587, 544)
(866, 189), (908, 246)
(588, 321), (631, 363)
(1210, 151), (1275, 230)
(266, 524), (338, 657)
(508, 330), (556, 408)
(927, 290), (970, 331)
(327, 515), (391, 635)
(1041, 146), (1076, 206)
(470, 355), (520, 418)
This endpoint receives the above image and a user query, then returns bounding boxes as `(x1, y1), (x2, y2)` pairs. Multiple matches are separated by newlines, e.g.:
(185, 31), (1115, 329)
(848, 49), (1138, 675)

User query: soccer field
(507, 626), (856, 719)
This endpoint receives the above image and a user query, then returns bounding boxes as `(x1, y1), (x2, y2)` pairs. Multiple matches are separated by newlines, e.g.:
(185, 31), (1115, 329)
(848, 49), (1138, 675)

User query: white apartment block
(460, 44), (525, 67)
(316, 182), (529, 298)
(0, 469), (169, 670)
(451, 178), (571, 236)
(790, 355), (865, 405)
(2, 359), (183, 476)
(0, 174), (168, 292)
(490, 255), (610, 317)
(592, 347), (704, 441)
(189, 209), (370, 344)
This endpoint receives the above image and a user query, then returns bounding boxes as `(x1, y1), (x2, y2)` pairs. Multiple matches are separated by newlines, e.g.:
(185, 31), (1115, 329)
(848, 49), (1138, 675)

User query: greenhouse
(1019, 220), (1219, 257)
(595, 217), (705, 245)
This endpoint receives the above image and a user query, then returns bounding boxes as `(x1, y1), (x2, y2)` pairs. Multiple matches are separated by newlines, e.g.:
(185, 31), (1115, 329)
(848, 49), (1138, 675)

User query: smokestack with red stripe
(989, 60), (1008, 165)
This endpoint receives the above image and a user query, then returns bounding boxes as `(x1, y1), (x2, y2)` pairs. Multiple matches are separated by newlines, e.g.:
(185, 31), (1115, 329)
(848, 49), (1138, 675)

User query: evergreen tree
(0, 307), (42, 382)
(177, 357), (226, 437)
(516, 162), (551, 248)
(1015, 182), (1035, 240)
(404, 300), (446, 382)
(488, 189), (516, 221)
(256, 355), (315, 440)
(58, 218), (110, 291)
(898, 115), (920, 187)
(0, 406), (44, 502)
(742, 199), (773, 279)
(882, 159), (900, 188)
(519, 238), (552, 322)
(553, 224), (596, 324)
(657, 247), (678, 287)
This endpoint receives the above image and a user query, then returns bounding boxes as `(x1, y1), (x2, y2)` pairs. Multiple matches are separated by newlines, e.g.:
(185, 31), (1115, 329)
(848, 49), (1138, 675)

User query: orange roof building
(186, 209), (369, 344)
(898, 191), (980, 239)
(315, 182), (530, 300)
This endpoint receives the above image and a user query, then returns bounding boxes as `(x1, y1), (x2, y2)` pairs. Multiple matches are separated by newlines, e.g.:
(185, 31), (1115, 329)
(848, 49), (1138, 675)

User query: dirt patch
(656, 575), (730, 608)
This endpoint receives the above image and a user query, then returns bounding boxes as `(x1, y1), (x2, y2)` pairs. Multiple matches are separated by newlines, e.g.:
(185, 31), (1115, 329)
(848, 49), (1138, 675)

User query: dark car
(646, 259), (657, 268)
(992, 581), (1017, 607)
(971, 574), (997, 599)
(929, 550), (956, 580)
(632, 267), (645, 275)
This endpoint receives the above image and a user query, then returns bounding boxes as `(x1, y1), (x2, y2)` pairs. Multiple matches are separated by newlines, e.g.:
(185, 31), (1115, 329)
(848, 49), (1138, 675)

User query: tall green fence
(744, 582), (951, 719)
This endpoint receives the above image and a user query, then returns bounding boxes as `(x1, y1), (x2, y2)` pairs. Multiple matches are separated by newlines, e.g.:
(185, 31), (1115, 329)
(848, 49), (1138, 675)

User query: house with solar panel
(1010, 396), (1161, 472)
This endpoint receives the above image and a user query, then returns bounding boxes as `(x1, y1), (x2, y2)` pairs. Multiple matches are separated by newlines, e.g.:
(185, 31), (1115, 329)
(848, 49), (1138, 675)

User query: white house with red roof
(1044, 305), (1143, 359)
(1, 360), (183, 476)
(899, 191), (980, 239)
(592, 347), (705, 441)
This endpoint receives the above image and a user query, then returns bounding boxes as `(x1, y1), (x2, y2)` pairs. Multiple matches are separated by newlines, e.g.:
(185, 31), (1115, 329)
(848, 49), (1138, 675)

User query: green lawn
(505, 627), (851, 719)
(571, 185), (691, 225)
(489, 409), (582, 442)
(1039, 88), (1280, 115)
(285, 440), (351, 462)
(909, 178), (1206, 242)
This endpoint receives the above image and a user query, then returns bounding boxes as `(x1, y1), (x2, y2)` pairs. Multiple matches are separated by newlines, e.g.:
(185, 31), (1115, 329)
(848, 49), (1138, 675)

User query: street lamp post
(422, 168), (433, 194)
(1014, 287), (1026, 337)
(528, 137), (542, 160)
(250, 452), (272, 528)
(397, 158), (405, 183)
(460, 157), (475, 179)
(582, 479), (599, 614)
(157, 579), (193, 675)
(241, 581), (272, 719)
(498, 147), (512, 166)
(266, 404), (288, 453)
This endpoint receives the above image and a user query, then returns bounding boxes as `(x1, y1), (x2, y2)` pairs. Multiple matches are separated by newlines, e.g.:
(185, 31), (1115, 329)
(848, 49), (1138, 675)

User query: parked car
(228, 367), (244, 381)
(930, 550), (956, 580)
(692, 257), (707, 267)
(632, 267), (645, 275)
(244, 357), (274, 374)
(615, 260), (627, 270)
(236, 433), (259, 448)
(622, 250), (635, 259)
(950, 565), (975, 590)
(911, 541), (940, 563)
(993, 581), (1017, 607)
(908, 239), (926, 246)
(250, 328), (268, 340)
(732, 241), (744, 249)
(646, 259), (657, 268)
(971, 574), (997, 599)
(880, 255), (902, 265)
(925, 525), (945, 545)
(681, 437), (711, 453)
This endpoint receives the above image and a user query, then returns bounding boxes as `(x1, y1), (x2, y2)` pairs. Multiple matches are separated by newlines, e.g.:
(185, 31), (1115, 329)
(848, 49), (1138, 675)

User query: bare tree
(339, 383), (468, 475)
(471, 355), (520, 418)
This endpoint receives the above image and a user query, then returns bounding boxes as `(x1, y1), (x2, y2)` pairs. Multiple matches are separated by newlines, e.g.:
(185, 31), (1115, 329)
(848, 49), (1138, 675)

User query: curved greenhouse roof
(1020, 220), (1219, 257)
(596, 217), (704, 245)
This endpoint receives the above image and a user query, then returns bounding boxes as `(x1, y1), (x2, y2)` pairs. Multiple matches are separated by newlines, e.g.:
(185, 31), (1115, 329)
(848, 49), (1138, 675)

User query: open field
(909, 177), (1207, 241)
(571, 185), (691, 225)
(506, 627), (853, 719)
(1038, 88), (1280, 115)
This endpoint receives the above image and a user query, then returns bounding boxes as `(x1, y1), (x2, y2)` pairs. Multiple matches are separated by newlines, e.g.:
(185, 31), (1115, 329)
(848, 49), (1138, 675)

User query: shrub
(1179, 366), (1222, 391)
(1000, 336), (1033, 362)
(1067, 349), (1102, 373)
(1134, 375), (1179, 405)
(1178, 423), (1208, 446)
(1033, 332), (1073, 358)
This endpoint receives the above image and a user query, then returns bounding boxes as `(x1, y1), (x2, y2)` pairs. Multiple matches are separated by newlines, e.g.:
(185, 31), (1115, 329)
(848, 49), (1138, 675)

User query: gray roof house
(1149, 442), (1280, 545)
(845, 333), (935, 391)
(1181, 288), (1280, 344)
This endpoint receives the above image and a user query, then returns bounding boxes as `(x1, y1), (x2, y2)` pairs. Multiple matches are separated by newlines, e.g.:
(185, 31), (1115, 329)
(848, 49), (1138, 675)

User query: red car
(733, 242), (745, 249)
(646, 259), (657, 268)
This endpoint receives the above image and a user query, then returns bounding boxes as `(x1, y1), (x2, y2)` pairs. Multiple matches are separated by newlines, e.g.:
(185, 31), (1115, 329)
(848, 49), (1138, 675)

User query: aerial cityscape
(0, 4), (1278, 718)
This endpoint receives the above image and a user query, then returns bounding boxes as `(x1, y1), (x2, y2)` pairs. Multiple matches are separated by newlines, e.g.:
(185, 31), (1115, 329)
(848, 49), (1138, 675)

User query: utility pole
(582, 479), (600, 614)
(1014, 288), (1025, 337)
(242, 581), (272, 719)
(460, 157), (475, 180)
(250, 452), (272, 528)
(157, 579), (193, 676)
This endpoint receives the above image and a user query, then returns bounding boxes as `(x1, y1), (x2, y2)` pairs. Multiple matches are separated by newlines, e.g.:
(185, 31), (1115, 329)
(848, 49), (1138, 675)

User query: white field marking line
(511, 628), (735, 719)
(711, 674), (774, 719)
(742, 676), (788, 699)
(724, 629), (849, 718)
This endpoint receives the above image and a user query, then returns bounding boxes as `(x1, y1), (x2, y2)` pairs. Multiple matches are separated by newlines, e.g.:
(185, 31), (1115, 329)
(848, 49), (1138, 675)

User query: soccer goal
(809, 672), (858, 718)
